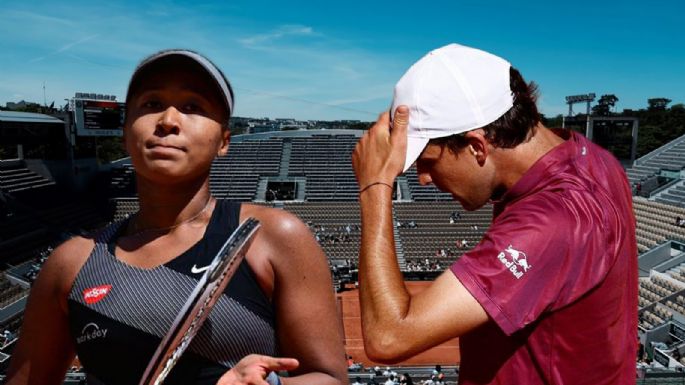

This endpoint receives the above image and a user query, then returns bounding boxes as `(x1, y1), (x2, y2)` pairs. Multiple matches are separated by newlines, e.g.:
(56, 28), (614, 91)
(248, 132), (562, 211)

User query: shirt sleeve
(451, 190), (614, 335)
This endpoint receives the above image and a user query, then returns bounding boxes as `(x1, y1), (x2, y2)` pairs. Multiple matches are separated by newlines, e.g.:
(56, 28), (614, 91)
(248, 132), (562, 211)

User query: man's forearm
(358, 185), (410, 356)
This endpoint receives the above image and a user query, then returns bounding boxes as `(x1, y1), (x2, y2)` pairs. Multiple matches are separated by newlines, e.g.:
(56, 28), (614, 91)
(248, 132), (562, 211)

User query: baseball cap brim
(403, 136), (430, 173)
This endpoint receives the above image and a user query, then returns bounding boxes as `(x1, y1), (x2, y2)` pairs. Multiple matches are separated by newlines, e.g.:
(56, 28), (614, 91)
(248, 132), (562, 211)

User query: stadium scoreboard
(588, 117), (639, 165)
(564, 116), (638, 165)
(70, 93), (124, 137)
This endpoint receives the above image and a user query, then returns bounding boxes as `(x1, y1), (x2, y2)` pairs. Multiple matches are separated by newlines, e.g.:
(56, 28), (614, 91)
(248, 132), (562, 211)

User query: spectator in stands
(399, 373), (413, 385)
(7, 50), (346, 385)
(352, 376), (364, 385)
(347, 355), (363, 372)
(449, 211), (461, 223)
(352, 43), (637, 384)
(676, 216), (685, 228)
(434, 372), (445, 385)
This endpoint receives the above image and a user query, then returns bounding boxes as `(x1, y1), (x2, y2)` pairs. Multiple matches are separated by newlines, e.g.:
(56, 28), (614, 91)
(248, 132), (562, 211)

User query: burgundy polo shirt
(451, 130), (637, 384)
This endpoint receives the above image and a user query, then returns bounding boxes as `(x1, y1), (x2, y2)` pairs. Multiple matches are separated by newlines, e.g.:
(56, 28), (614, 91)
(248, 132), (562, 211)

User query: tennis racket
(139, 217), (261, 385)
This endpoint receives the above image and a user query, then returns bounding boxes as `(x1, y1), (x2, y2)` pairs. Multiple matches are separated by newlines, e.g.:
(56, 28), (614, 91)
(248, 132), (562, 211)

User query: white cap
(392, 43), (514, 173)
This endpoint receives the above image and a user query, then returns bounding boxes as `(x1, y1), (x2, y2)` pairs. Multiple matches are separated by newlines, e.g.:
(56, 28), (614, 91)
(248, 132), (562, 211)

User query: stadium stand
(211, 138), (283, 201)
(0, 276), (27, 310)
(394, 202), (491, 267)
(626, 132), (685, 186)
(288, 135), (359, 201)
(656, 180), (685, 208)
(6, 127), (685, 382)
(284, 202), (361, 266)
(0, 162), (55, 194)
(107, 163), (136, 197)
(633, 197), (685, 252)
(111, 197), (140, 220)
(0, 200), (102, 265)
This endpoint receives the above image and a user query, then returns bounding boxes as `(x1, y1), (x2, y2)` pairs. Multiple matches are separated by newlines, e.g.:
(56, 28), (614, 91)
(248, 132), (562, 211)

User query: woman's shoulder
(238, 203), (325, 268)
(239, 203), (309, 238)
(44, 234), (96, 284)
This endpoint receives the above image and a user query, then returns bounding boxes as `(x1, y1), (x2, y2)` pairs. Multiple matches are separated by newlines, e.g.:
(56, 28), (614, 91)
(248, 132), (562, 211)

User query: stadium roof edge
(0, 111), (64, 124)
(231, 129), (364, 142)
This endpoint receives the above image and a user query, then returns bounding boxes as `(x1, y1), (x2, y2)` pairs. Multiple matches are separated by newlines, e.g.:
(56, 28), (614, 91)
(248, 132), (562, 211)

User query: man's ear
(464, 129), (488, 165)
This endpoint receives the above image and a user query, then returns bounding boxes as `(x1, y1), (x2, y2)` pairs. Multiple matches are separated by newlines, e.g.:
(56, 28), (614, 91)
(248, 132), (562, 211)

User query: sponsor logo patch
(77, 322), (108, 344)
(83, 284), (112, 304)
(497, 244), (532, 279)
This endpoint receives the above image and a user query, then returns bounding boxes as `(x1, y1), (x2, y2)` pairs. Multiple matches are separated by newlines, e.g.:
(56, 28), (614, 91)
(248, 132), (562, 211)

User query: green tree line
(542, 97), (685, 158)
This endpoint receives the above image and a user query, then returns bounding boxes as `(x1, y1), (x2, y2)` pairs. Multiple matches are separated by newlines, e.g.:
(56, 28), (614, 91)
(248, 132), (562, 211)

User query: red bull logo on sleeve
(497, 244), (532, 279)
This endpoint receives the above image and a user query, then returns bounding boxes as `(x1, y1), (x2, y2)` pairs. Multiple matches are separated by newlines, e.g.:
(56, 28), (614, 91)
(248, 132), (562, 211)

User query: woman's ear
(218, 126), (230, 156)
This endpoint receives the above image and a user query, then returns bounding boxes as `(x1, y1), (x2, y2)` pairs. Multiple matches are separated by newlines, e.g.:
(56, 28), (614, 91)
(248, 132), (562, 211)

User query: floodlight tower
(563, 93), (596, 137)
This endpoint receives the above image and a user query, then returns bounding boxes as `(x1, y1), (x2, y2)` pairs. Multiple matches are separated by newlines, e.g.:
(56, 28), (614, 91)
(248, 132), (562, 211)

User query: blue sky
(1, 1), (683, 121)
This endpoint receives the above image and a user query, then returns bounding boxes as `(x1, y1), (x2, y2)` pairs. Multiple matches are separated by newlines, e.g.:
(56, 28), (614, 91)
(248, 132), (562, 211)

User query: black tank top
(67, 200), (277, 385)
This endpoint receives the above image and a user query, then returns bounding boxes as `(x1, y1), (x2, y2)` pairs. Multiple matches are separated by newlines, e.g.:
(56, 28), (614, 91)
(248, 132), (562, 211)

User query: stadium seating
(626, 133), (685, 185)
(656, 182), (685, 208)
(288, 135), (359, 201)
(0, 201), (103, 264)
(108, 164), (136, 196)
(210, 138), (284, 201)
(633, 198), (685, 251)
(394, 202), (491, 264)
(284, 202), (361, 265)
(112, 198), (140, 220)
(6, 128), (685, 383)
(0, 276), (28, 310)
(0, 163), (55, 194)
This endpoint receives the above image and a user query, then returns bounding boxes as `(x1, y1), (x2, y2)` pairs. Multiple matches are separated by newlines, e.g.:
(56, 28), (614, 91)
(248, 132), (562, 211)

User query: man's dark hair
(430, 67), (540, 152)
